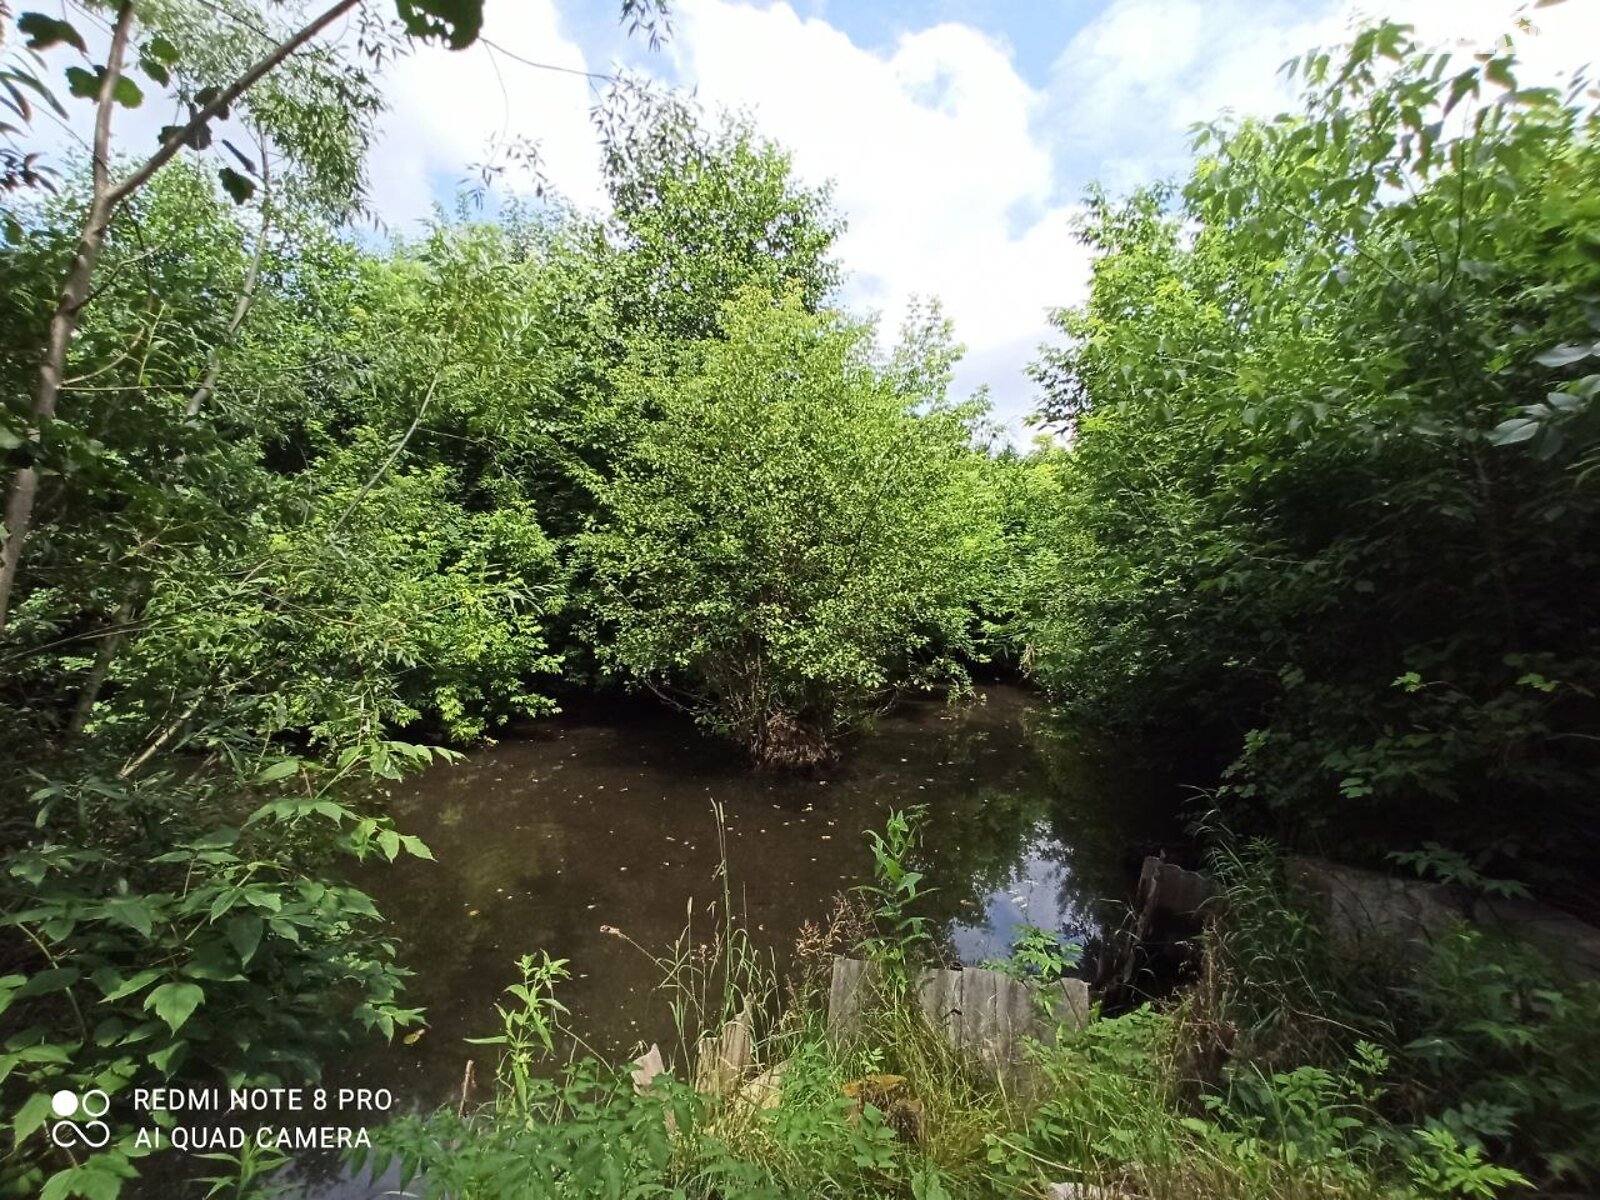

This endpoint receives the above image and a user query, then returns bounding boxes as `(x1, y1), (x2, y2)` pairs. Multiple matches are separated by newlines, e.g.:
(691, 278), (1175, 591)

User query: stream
(269, 683), (1181, 1198)
(343, 683), (1176, 1104)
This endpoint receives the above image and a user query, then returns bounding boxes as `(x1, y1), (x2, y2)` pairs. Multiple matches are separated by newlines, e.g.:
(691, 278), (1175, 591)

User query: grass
(339, 811), (1595, 1200)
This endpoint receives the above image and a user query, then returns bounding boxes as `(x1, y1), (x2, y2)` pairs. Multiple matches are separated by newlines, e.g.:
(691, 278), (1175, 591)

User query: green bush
(1025, 21), (1600, 878)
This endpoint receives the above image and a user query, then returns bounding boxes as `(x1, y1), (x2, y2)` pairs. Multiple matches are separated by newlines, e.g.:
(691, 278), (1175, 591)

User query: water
(334, 683), (1178, 1112)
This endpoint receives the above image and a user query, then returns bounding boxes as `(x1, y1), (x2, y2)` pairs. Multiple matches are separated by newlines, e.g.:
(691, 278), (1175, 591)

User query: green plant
(985, 924), (1082, 984)
(581, 289), (1003, 766)
(1388, 844), (1530, 900)
(1407, 1126), (1529, 1200)
(193, 1135), (292, 1200)
(1398, 926), (1600, 1188)
(1024, 16), (1600, 885)
(859, 807), (935, 989)
(464, 953), (574, 1118)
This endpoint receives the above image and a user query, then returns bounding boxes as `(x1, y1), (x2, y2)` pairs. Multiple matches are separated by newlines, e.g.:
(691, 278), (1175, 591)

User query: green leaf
(224, 914), (264, 966)
(18, 12), (86, 52)
(255, 757), (300, 783)
(144, 982), (203, 1034)
(1534, 343), (1595, 368)
(105, 896), (153, 937)
(17, 967), (80, 998)
(147, 1039), (186, 1074)
(1443, 69), (1478, 116)
(1483, 56), (1516, 90)
(12, 1091), (53, 1143)
(395, 0), (484, 49)
(40, 1162), (133, 1200)
(1487, 417), (1539, 446)
(64, 66), (98, 99)
(146, 36), (180, 65)
(399, 834), (435, 861)
(218, 166), (256, 205)
(100, 968), (161, 1003)
(60, 65), (141, 107)
(377, 828), (400, 860)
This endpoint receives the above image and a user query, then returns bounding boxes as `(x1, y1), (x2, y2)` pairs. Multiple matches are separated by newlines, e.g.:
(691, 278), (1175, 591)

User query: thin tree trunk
(188, 149), (272, 417)
(330, 359), (449, 534)
(118, 692), (205, 779)
(0, 2), (135, 635)
(0, 0), (362, 636)
(68, 590), (138, 737)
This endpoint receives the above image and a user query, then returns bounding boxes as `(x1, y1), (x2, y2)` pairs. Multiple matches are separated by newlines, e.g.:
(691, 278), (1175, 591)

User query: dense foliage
(0, 5), (1007, 1195)
(373, 814), (1596, 1200)
(584, 291), (999, 764)
(4, 3), (1598, 1197)
(1026, 23), (1600, 894)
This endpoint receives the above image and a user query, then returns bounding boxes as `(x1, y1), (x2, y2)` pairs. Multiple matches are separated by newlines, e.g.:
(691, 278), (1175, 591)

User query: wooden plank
(827, 955), (1093, 1075)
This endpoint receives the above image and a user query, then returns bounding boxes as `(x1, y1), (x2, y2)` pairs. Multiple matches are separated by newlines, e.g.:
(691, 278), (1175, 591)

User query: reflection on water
(330, 684), (1176, 1115)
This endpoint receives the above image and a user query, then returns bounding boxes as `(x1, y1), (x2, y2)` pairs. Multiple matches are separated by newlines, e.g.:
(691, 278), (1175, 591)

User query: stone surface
(1473, 896), (1600, 979)
(630, 1042), (666, 1094)
(1283, 855), (1466, 963)
(1043, 1183), (1130, 1200)
(827, 955), (879, 1040)
(694, 1005), (754, 1097)
(918, 965), (1043, 1076)
(736, 1060), (787, 1111)
(1137, 856), (1222, 918)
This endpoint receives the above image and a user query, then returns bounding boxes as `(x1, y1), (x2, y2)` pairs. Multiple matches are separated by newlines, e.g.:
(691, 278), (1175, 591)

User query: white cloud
(1047, 0), (1332, 193)
(660, 0), (1092, 429)
(365, 0), (603, 228)
(43, 0), (1594, 431)
(1047, 0), (1600, 196)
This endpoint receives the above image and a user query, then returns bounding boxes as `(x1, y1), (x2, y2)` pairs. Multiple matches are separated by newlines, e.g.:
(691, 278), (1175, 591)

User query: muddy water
(337, 684), (1177, 1113)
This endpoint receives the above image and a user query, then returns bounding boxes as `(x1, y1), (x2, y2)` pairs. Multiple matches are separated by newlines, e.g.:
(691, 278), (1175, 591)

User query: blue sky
(359, 0), (1597, 431)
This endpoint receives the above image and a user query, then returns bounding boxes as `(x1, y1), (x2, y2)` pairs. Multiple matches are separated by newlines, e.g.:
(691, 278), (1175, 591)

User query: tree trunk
(0, 3), (134, 635)
(0, 0), (361, 636)
(68, 590), (138, 737)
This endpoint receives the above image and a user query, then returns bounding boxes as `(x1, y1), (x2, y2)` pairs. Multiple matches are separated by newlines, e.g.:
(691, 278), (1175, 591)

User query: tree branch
(107, 0), (361, 209)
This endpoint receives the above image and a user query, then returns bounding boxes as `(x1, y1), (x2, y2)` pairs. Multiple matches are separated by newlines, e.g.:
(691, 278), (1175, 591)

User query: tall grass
(352, 811), (1575, 1200)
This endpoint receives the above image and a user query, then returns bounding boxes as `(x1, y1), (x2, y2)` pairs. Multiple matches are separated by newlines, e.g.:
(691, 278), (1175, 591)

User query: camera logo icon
(49, 1089), (111, 1149)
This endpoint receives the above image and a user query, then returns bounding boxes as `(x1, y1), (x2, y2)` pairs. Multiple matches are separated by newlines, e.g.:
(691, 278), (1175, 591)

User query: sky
(35, 0), (1600, 430)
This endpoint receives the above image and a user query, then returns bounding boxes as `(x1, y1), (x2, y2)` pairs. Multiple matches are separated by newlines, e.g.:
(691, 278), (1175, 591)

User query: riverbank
(343, 814), (1598, 1200)
(333, 684), (1183, 1107)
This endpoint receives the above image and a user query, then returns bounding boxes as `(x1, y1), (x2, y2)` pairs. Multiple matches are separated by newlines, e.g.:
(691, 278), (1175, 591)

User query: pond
(334, 683), (1181, 1114)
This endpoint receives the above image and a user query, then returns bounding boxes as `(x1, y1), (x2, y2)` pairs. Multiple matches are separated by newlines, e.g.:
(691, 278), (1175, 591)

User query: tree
(1027, 22), (1600, 882)
(597, 86), (843, 343)
(583, 288), (1001, 766)
(0, 0), (673, 632)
